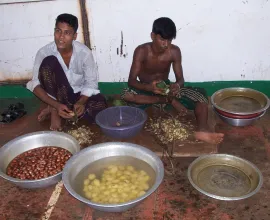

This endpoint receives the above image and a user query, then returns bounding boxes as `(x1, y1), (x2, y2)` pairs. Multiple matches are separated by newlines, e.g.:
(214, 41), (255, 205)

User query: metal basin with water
(211, 87), (269, 117)
(62, 142), (164, 212)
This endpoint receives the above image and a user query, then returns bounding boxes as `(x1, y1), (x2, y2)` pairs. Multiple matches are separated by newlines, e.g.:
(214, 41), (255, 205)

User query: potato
(87, 185), (93, 191)
(120, 192), (128, 198)
(118, 165), (125, 171)
(123, 170), (131, 176)
(116, 171), (123, 177)
(117, 188), (124, 193)
(110, 188), (117, 193)
(123, 187), (130, 192)
(142, 183), (149, 191)
(85, 192), (92, 199)
(130, 185), (137, 190)
(91, 191), (98, 197)
(108, 165), (118, 173)
(105, 175), (114, 181)
(137, 176), (146, 182)
(92, 179), (100, 186)
(111, 193), (118, 198)
(83, 164), (151, 204)
(113, 198), (120, 203)
(92, 187), (100, 193)
(112, 179), (120, 184)
(131, 189), (139, 195)
(103, 190), (110, 196)
(124, 179), (130, 184)
(130, 173), (138, 179)
(111, 184), (119, 189)
(137, 191), (146, 197)
(88, 173), (96, 180)
(139, 170), (147, 176)
(84, 179), (90, 185)
(103, 170), (110, 175)
(126, 165), (135, 172)
(92, 197), (100, 203)
(119, 175), (127, 180)
(143, 175), (150, 182)
(100, 185), (106, 191)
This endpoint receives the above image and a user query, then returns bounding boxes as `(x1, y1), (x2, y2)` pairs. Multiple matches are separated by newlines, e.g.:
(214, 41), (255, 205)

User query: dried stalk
(160, 106), (175, 175)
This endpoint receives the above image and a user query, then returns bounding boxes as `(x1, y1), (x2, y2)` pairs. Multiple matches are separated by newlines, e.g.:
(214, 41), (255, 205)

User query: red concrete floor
(1, 101), (270, 220)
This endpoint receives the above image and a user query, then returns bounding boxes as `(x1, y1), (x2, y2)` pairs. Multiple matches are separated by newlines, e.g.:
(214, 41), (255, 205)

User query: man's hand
(169, 83), (180, 96)
(74, 102), (85, 117)
(150, 80), (165, 95)
(56, 103), (73, 119)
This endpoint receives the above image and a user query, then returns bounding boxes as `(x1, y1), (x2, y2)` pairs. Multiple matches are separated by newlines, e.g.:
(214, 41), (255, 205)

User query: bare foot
(50, 109), (62, 131)
(38, 105), (51, 122)
(194, 131), (224, 144)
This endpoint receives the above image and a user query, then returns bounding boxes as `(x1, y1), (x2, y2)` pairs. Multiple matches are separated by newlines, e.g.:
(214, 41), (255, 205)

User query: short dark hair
(152, 17), (176, 40)
(56, 13), (78, 33)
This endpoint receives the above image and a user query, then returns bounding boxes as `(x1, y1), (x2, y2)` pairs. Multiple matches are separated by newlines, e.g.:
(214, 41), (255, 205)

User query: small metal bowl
(0, 131), (80, 189)
(62, 142), (164, 212)
(188, 154), (263, 200)
(214, 108), (265, 127)
(211, 87), (269, 116)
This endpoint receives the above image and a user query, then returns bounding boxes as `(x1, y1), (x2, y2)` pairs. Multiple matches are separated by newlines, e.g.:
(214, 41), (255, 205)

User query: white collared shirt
(26, 41), (100, 97)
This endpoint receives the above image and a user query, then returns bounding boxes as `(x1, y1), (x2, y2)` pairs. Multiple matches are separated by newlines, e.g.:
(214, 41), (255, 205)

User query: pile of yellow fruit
(83, 165), (151, 204)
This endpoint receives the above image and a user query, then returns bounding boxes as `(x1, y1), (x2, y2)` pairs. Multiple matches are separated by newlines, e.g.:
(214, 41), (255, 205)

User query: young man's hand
(74, 102), (85, 116)
(169, 83), (180, 96)
(150, 80), (165, 95)
(56, 103), (73, 119)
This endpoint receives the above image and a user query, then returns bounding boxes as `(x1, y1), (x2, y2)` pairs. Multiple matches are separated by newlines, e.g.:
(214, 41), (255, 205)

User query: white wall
(1, 0), (270, 83)
(90, 0), (270, 82)
(0, 0), (83, 82)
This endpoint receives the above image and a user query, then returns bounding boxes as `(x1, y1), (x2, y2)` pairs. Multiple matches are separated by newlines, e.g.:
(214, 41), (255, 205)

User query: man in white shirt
(27, 13), (107, 130)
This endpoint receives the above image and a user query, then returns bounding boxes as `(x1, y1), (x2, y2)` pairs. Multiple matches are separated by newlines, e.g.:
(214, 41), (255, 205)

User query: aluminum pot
(62, 142), (164, 212)
(0, 131), (80, 189)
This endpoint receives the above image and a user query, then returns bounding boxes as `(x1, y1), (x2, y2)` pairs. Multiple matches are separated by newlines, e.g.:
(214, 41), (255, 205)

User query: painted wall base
(0, 81), (269, 98)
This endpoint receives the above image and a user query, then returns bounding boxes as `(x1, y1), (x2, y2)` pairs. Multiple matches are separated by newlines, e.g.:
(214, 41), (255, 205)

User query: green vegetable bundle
(113, 99), (126, 106)
(156, 81), (170, 95)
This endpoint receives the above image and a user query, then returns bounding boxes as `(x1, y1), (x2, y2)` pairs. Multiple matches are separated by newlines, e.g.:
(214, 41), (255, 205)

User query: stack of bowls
(211, 87), (269, 126)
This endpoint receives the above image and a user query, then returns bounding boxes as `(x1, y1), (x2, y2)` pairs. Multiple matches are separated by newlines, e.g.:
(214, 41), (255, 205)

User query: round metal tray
(211, 87), (269, 115)
(188, 154), (263, 200)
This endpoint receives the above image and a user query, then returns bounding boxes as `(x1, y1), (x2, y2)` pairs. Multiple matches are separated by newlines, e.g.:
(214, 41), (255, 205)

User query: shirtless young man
(122, 17), (224, 144)
(27, 14), (107, 130)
